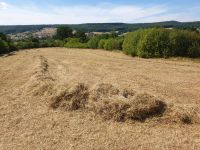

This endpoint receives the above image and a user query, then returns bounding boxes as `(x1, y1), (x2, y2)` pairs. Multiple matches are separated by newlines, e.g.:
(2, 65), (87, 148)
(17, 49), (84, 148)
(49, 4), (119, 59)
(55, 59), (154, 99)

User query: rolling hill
(0, 21), (200, 34)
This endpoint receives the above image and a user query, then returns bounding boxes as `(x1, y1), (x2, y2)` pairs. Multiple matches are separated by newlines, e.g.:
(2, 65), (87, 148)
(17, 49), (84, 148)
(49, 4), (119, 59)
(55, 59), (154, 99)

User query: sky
(0, 0), (200, 25)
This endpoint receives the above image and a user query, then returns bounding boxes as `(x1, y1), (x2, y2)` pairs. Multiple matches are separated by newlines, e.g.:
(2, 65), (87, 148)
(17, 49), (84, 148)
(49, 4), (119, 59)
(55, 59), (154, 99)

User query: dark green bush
(188, 45), (200, 58)
(0, 33), (8, 41)
(104, 38), (123, 51)
(169, 30), (200, 57)
(98, 39), (107, 49)
(52, 40), (64, 47)
(55, 26), (73, 40)
(8, 42), (18, 51)
(12, 38), (65, 50)
(0, 39), (9, 54)
(39, 39), (61, 47)
(123, 30), (144, 56)
(64, 38), (88, 48)
(88, 34), (123, 50)
(138, 28), (171, 58)
(39, 39), (52, 47)
(87, 37), (100, 49)
(169, 31), (190, 57)
(15, 41), (35, 49)
(74, 30), (87, 43)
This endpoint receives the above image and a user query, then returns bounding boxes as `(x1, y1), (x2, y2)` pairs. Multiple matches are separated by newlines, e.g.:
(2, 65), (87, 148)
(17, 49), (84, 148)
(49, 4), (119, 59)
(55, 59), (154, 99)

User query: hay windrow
(89, 92), (167, 122)
(39, 55), (49, 73)
(51, 83), (170, 123)
(16, 55), (55, 97)
(51, 83), (200, 124)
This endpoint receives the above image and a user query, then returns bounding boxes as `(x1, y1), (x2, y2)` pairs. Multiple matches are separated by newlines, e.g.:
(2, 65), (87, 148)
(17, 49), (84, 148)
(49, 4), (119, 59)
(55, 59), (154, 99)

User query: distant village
(8, 28), (57, 40)
(8, 27), (121, 40)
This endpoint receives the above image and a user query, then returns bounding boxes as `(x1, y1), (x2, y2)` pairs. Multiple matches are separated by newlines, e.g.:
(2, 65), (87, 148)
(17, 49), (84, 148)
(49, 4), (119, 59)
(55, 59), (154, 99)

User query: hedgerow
(123, 28), (200, 58)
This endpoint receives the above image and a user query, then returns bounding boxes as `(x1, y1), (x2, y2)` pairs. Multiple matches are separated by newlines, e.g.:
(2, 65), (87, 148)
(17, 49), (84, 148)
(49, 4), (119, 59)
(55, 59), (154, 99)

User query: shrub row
(87, 35), (123, 50)
(123, 28), (200, 58)
(0, 34), (18, 54)
(64, 35), (124, 51)
(16, 39), (65, 49)
(1, 31), (123, 55)
(0, 37), (65, 55)
(0, 39), (10, 54)
(2, 28), (200, 58)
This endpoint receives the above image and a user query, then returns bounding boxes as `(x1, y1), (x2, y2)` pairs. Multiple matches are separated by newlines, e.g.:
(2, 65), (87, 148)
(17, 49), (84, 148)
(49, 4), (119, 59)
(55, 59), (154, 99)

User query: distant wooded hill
(0, 21), (200, 34)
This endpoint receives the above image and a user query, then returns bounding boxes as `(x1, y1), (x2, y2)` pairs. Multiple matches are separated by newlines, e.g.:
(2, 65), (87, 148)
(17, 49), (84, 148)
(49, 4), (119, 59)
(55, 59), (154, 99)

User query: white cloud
(138, 7), (200, 23)
(0, 2), (8, 10)
(0, 3), (199, 25)
(0, 3), (168, 25)
(49, 5), (167, 23)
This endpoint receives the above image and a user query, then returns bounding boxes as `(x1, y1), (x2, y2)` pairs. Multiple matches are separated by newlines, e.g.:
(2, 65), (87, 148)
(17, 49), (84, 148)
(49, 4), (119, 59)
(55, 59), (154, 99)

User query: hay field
(0, 48), (200, 149)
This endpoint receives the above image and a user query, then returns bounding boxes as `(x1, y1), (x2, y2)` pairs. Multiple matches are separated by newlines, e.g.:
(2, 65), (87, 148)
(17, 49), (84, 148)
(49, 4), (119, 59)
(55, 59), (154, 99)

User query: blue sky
(0, 0), (200, 25)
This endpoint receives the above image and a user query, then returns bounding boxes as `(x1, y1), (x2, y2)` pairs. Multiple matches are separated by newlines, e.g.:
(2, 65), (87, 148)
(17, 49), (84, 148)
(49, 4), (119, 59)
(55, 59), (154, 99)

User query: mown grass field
(0, 48), (200, 149)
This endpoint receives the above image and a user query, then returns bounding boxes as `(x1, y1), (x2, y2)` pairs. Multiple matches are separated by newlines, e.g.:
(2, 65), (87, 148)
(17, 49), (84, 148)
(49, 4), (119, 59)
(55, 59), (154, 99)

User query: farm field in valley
(0, 48), (200, 149)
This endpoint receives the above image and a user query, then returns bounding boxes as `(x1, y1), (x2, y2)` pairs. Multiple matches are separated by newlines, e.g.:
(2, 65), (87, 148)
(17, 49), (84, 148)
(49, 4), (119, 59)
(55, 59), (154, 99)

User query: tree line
(1, 26), (200, 58)
(123, 28), (200, 58)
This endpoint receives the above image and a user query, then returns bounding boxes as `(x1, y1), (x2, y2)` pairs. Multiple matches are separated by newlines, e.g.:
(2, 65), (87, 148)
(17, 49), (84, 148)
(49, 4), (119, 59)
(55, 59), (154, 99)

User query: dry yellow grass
(0, 48), (200, 150)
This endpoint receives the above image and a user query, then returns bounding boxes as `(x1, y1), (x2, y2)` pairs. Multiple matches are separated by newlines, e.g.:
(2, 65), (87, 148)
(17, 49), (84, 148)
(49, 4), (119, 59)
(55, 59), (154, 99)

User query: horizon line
(1, 20), (200, 26)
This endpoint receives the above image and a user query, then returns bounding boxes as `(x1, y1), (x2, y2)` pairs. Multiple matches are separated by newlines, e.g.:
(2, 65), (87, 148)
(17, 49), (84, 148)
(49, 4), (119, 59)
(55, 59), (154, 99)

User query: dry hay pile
(51, 83), (183, 123)
(51, 83), (199, 124)
(51, 83), (89, 110)
(89, 84), (166, 122)
(162, 104), (200, 124)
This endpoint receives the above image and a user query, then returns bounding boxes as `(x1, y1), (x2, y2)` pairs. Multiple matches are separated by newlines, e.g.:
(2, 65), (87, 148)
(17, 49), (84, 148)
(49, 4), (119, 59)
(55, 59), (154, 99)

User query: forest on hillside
(0, 21), (200, 34)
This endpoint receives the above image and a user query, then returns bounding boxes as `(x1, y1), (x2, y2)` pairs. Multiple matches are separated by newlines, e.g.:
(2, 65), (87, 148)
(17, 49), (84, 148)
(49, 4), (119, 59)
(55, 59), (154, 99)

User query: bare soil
(0, 48), (200, 150)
